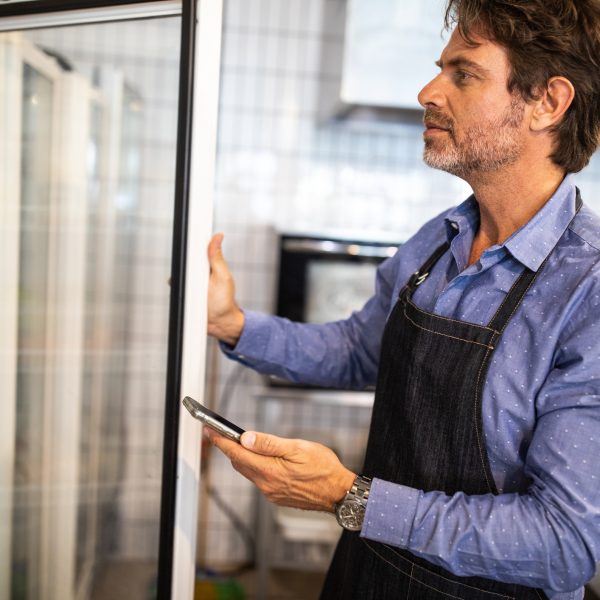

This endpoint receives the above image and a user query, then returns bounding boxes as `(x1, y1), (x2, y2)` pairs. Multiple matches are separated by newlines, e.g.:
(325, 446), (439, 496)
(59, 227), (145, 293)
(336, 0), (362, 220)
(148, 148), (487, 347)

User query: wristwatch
(334, 475), (372, 531)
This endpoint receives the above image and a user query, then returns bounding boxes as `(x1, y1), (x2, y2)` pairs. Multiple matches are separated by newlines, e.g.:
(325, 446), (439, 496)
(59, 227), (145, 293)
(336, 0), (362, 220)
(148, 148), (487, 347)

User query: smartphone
(182, 396), (245, 443)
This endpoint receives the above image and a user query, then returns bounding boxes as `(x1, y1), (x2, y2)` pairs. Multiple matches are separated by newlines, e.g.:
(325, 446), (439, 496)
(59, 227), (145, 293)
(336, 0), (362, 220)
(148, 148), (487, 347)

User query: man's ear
(530, 76), (575, 132)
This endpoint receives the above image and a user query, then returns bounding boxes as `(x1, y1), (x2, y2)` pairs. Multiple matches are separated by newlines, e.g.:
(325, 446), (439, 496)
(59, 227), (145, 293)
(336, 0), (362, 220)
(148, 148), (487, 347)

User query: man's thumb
(207, 233), (227, 272)
(241, 431), (287, 457)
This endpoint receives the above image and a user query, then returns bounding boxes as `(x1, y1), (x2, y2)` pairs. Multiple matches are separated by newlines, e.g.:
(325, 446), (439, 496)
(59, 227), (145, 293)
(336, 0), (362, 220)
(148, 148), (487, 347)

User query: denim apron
(320, 193), (582, 599)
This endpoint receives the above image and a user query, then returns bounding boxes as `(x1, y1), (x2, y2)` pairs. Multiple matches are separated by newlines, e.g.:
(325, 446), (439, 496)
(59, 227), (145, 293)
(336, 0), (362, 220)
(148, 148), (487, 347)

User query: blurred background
(1, 0), (599, 599)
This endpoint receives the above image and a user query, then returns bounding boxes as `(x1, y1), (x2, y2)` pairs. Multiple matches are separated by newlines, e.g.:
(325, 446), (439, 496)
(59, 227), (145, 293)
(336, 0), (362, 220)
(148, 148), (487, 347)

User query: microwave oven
(276, 233), (400, 324)
(272, 233), (400, 387)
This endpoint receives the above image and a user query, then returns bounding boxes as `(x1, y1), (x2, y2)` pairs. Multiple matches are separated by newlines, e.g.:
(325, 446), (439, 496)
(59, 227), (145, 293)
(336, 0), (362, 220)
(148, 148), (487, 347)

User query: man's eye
(455, 70), (473, 84)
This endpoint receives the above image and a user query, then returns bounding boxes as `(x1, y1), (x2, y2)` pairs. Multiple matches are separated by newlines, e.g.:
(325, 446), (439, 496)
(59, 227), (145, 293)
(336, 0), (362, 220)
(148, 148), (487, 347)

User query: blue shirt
(224, 176), (600, 598)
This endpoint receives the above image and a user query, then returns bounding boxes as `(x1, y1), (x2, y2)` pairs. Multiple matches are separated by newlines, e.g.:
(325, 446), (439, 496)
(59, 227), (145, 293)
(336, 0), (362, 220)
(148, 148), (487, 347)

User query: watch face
(337, 499), (365, 531)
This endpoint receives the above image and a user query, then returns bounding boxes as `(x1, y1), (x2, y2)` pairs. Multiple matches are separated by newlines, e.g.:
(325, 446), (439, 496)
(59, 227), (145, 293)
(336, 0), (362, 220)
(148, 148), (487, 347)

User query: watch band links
(350, 474), (371, 502)
(335, 474), (372, 531)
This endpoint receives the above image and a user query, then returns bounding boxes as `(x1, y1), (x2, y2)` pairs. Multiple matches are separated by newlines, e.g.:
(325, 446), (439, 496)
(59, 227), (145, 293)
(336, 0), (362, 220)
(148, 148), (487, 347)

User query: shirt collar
(444, 195), (479, 242)
(444, 176), (577, 272)
(503, 176), (577, 271)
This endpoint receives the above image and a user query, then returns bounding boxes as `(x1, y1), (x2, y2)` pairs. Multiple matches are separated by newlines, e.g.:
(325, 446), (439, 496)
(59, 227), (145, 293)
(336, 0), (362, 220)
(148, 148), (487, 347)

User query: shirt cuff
(361, 478), (420, 548)
(219, 309), (272, 363)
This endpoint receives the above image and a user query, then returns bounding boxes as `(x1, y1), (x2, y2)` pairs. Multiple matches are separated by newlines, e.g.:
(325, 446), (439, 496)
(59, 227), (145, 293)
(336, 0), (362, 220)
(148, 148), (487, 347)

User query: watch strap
(349, 474), (371, 504)
(335, 474), (372, 530)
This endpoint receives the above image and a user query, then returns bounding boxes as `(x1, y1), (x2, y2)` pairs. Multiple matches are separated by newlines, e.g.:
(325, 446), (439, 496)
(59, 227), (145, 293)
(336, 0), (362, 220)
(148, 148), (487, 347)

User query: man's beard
(423, 98), (526, 179)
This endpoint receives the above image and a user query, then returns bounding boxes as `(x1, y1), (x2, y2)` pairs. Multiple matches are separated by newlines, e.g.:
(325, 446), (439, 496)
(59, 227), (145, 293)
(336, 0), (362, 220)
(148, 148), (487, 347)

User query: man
(206, 0), (600, 598)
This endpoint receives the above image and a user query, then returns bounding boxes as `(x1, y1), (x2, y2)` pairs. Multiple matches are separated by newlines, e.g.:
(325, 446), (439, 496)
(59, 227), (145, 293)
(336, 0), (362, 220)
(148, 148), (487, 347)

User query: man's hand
(207, 233), (245, 346)
(207, 430), (357, 513)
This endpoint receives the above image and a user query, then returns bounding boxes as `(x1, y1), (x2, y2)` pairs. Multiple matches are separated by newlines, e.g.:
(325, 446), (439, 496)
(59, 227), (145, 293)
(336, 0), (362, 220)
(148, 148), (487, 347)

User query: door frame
(0, 30), (23, 600)
(158, 0), (222, 598)
(0, 32), (68, 600)
(0, 1), (220, 598)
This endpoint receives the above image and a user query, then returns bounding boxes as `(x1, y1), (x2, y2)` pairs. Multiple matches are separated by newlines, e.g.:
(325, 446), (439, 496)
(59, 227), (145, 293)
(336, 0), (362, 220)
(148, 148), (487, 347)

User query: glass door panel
(12, 60), (54, 600)
(0, 13), (183, 600)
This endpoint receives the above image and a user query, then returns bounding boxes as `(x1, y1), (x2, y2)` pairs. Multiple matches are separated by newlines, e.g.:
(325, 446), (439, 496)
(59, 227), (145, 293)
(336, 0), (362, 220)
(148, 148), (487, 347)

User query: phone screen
(182, 396), (245, 443)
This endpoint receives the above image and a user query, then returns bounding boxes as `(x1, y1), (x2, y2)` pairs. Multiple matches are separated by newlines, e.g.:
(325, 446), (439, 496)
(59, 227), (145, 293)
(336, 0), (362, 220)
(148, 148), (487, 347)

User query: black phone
(182, 396), (245, 443)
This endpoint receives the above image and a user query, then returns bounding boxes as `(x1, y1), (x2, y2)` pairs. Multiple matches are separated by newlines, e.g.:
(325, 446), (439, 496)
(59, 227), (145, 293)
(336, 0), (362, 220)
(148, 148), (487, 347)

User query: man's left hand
(206, 429), (356, 513)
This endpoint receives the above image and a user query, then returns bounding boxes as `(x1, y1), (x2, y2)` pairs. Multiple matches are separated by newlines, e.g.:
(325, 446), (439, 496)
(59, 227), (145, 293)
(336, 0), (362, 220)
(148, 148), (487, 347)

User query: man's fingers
(241, 431), (289, 458)
(207, 430), (265, 468)
(207, 233), (227, 274)
(207, 232), (224, 259)
(208, 429), (290, 460)
(207, 429), (243, 461)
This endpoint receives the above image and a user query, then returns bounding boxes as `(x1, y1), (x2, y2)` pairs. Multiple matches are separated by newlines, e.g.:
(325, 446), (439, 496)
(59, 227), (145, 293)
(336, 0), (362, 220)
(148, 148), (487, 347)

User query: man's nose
(418, 74), (445, 109)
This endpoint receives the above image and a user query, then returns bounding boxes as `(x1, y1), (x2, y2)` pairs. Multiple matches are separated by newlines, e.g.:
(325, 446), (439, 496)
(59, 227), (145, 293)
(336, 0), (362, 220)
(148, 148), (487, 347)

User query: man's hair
(445, 0), (600, 173)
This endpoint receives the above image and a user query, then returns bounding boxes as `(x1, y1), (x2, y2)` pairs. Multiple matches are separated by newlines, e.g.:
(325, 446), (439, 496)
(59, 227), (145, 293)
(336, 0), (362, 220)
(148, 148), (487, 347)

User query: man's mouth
(424, 123), (449, 133)
(423, 110), (453, 136)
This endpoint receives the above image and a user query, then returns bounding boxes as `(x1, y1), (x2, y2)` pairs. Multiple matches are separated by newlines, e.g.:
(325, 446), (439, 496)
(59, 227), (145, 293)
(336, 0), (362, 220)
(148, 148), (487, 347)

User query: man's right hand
(207, 233), (245, 347)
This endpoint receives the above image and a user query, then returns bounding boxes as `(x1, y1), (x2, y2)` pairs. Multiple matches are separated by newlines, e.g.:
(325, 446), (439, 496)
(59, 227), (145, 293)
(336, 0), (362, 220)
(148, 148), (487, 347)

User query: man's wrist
(331, 469), (358, 512)
(334, 474), (372, 531)
(213, 307), (245, 347)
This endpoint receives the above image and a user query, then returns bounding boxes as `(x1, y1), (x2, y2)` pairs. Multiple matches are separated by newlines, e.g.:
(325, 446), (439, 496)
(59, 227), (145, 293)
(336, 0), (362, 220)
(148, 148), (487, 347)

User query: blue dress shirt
(223, 176), (600, 599)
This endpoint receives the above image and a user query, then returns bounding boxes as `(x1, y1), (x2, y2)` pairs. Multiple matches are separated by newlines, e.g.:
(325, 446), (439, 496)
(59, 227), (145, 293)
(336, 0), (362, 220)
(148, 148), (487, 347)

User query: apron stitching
(381, 543), (515, 599)
(473, 344), (497, 494)
(361, 539), (413, 578)
(362, 539), (515, 600)
(404, 309), (495, 350)
(405, 296), (500, 334)
(407, 563), (414, 599)
(363, 542), (467, 599)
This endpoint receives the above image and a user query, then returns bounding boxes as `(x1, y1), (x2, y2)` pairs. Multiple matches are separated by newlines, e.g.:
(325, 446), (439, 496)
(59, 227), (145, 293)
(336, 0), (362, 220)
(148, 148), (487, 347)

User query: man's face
(418, 27), (528, 179)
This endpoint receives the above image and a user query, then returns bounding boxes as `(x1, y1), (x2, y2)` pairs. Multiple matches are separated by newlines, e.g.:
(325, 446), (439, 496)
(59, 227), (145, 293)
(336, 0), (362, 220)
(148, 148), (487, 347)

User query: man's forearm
(362, 479), (595, 593)
(221, 310), (382, 389)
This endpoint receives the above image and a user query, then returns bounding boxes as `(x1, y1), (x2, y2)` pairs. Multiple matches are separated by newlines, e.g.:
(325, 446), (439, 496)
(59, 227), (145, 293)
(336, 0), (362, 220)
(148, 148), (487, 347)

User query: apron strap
(404, 241), (450, 294)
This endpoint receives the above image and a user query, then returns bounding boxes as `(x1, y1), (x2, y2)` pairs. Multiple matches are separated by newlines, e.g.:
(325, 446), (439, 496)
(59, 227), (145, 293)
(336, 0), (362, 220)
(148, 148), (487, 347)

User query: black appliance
(272, 233), (400, 387)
